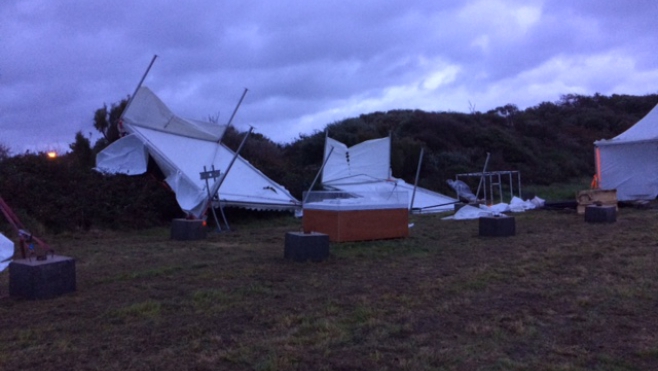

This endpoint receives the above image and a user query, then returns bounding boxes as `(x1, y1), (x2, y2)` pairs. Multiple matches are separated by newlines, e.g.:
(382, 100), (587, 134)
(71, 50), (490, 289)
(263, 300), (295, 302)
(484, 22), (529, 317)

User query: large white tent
(321, 136), (458, 213)
(594, 103), (658, 201)
(96, 87), (300, 217)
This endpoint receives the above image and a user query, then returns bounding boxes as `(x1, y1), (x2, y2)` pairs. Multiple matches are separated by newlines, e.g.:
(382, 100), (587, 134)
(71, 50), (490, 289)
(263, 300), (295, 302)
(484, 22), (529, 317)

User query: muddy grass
(1, 206), (657, 371)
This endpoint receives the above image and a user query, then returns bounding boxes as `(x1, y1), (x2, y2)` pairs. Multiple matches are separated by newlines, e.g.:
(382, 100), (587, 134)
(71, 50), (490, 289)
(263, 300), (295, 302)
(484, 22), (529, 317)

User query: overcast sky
(2, 0), (657, 154)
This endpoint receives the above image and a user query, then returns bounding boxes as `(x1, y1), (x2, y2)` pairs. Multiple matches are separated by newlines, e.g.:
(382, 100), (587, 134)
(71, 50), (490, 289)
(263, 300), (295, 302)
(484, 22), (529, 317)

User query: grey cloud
(1, 0), (657, 153)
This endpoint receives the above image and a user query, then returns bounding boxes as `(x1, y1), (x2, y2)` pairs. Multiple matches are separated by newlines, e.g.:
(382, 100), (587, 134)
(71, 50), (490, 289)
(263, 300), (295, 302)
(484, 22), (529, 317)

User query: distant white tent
(321, 136), (458, 213)
(0, 233), (13, 272)
(96, 87), (300, 217)
(594, 103), (658, 201)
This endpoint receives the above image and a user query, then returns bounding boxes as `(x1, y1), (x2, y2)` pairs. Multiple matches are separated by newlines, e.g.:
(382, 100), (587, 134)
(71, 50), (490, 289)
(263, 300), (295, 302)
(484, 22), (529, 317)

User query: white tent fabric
(442, 196), (544, 220)
(594, 103), (658, 201)
(477, 196), (544, 214)
(321, 136), (458, 213)
(123, 86), (227, 141)
(0, 233), (13, 272)
(442, 205), (493, 220)
(323, 137), (391, 182)
(96, 87), (300, 217)
(95, 134), (148, 175)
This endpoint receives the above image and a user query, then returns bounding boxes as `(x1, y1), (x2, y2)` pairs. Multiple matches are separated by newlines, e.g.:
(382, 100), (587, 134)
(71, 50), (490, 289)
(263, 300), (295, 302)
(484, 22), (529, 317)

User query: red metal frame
(0, 195), (53, 259)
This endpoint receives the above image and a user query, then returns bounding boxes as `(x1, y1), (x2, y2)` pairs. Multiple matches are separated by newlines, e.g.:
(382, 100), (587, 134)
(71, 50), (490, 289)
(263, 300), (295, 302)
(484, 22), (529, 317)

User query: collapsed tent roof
(321, 136), (457, 213)
(594, 103), (658, 201)
(96, 87), (300, 217)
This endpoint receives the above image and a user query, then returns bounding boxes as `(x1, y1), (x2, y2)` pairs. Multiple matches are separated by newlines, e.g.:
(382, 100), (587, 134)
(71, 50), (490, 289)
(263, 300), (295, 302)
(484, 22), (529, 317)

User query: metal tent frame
(455, 170), (522, 204)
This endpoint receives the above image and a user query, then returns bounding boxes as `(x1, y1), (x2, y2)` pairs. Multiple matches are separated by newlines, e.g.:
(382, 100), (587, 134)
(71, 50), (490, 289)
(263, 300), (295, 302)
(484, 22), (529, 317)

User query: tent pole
(475, 152), (491, 202)
(410, 147), (424, 213)
(203, 165), (223, 232)
(318, 128), (334, 186)
(218, 202), (231, 231)
(120, 55), (158, 124)
(222, 88), (249, 134)
(303, 146), (335, 205)
(210, 87), (249, 162)
(418, 200), (461, 211)
(201, 127), (254, 218)
(321, 130), (328, 185)
(388, 131), (393, 178)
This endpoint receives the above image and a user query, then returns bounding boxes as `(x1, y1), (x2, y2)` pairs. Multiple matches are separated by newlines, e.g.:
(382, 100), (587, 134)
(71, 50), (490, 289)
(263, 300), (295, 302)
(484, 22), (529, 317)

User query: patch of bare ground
(1, 206), (657, 370)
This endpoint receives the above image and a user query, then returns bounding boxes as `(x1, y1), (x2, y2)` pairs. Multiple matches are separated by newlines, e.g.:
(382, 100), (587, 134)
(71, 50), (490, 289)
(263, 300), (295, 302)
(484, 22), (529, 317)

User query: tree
(93, 97), (129, 143)
(494, 104), (520, 127)
(69, 131), (95, 168)
(0, 142), (10, 161)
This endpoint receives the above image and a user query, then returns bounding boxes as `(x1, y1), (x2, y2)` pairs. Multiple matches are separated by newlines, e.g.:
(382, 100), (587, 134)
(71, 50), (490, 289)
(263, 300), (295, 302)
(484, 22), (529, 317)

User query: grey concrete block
(171, 218), (207, 240)
(9, 255), (76, 300)
(284, 232), (330, 262)
(585, 205), (617, 223)
(479, 215), (516, 237)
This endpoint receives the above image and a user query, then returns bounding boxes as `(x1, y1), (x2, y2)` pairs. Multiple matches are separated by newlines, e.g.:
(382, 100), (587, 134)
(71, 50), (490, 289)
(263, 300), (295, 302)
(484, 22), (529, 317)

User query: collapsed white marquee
(96, 87), (300, 217)
(321, 136), (458, 213)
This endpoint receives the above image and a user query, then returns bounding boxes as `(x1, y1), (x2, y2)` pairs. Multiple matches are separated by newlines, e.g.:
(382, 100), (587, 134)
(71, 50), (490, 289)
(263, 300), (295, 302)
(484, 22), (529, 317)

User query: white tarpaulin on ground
(443, 205), (493, 220)
(595, 103), (658, 201)
(0, 233), (13, 272)
(442, 196), (545, 220)
(321, 136), (457, 213)
(96, 87), (300, 217)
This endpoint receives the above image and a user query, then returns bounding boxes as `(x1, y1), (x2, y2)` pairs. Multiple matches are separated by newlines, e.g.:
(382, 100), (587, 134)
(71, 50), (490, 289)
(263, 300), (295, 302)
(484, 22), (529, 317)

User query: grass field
(1, 205), (657, 371)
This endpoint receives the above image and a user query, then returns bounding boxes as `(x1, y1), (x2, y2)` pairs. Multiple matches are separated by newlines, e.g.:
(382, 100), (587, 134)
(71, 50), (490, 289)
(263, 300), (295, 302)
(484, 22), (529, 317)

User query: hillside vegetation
(225, 93), (658, 197)
(1, 93), (657, 232)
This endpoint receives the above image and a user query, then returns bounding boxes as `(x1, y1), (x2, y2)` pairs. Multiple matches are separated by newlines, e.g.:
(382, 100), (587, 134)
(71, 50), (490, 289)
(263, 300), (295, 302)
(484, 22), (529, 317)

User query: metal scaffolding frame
(455, 170), (522, 204)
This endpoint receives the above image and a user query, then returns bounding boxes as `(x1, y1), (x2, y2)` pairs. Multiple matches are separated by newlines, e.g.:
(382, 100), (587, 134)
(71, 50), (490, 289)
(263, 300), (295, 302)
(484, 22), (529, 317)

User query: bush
(0, 152), (181, 233)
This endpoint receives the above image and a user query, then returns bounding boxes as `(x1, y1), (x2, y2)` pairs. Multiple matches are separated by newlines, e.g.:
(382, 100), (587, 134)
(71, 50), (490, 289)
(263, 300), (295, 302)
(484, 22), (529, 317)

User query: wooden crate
(303, 208), (409, 242)
(576, 189), (617, 214)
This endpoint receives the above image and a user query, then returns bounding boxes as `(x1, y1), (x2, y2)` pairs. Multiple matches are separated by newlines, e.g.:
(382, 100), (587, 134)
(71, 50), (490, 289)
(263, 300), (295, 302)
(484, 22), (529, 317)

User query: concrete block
(479, 215), (516, 237)
(585, 205), (617, 223)
(284, 232), (330, 262)
(9, 255), (76, 300)
(171, 218), (207, 240)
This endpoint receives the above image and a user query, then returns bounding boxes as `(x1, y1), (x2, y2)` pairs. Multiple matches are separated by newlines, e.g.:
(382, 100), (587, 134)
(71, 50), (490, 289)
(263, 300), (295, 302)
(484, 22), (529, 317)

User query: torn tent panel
(323, 137), (391, 184)
(94, 134), (148, 175)
(123, 87), (226, 141)
(321, 136), (457, 213)
(164, 171), (208, 218)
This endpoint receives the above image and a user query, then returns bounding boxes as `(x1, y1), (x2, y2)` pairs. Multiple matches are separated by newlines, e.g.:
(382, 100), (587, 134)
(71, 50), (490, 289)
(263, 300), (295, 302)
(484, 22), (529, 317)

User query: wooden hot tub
(302, 193), (409, 242)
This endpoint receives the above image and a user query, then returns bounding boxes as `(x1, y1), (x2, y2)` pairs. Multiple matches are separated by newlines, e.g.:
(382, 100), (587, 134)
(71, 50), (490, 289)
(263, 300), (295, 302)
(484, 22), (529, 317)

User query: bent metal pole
(303, 146), (335, 205)
(475, 152), (491, 202)
(410, 147), (424, 213)
(200, 127), (254, 218)
(223, 88), (249, 137)
(120, 54), (158, 124)
(211, 88), (249, 163)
